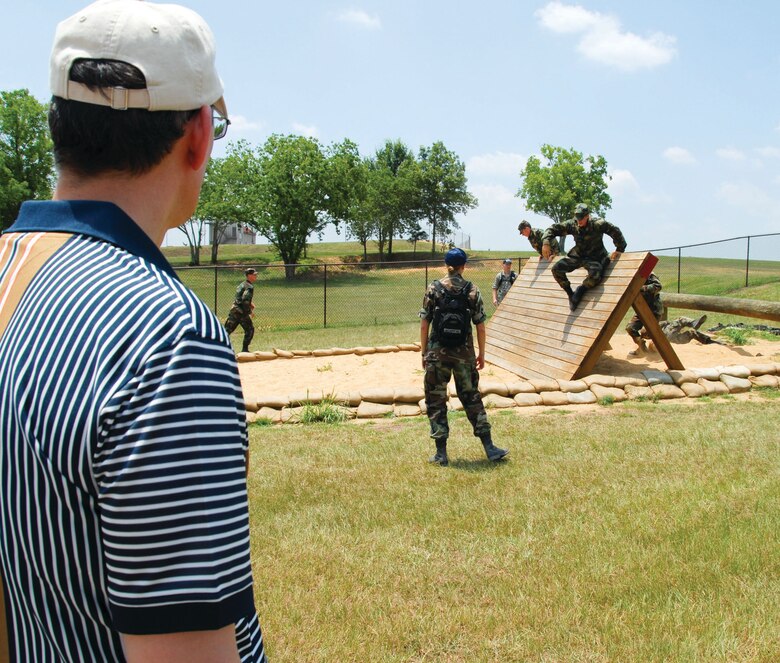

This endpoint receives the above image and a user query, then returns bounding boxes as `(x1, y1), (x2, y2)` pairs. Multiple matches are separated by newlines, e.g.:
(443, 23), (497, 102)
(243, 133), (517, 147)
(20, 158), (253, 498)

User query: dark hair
(48, 59), (199, 176)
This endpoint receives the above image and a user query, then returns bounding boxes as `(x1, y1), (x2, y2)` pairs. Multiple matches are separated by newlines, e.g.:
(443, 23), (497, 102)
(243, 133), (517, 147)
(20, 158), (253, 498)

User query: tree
(415, 141), (477, 256)
(517, 144), (612, 226)
(372, 140), (418, 258)
(343, 157), (376, 261)
(0, 89), (54, 230)
(407, 226), (428, 255)
(178, 216), (208, 266)
(252, 134), (341, 279)
(196, 140), (261, 264)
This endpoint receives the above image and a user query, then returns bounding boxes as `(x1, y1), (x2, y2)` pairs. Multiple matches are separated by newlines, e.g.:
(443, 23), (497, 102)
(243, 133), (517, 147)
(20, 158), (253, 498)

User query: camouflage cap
(245, 268), (257, 275)
(574, 203), (590, 219)
(518, 220), (531, 231)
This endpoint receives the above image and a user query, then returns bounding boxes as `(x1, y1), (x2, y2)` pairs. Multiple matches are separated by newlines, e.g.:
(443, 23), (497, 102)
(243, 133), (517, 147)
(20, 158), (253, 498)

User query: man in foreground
(420, 248), (508, 465)
(226, 267), (258, 353)
(491, 258), (517, 306)
(541, 203), (627, 311)
(0, 1), (265, 660)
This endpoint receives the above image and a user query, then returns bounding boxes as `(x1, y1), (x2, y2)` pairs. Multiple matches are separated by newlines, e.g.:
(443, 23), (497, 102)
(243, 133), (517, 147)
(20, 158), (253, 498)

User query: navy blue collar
(5, 200), (178, 279)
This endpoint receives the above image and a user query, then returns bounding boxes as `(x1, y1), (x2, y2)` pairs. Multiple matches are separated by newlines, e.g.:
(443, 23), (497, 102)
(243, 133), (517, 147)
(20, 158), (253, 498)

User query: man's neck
(53, 164), (186, 247)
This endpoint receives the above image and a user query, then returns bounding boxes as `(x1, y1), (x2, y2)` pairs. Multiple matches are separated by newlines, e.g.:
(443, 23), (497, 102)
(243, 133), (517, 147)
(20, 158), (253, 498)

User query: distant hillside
(163, 240), (536, 267)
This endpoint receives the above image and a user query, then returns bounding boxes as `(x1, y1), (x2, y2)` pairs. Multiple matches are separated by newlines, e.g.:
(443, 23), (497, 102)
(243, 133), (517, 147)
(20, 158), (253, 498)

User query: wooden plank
(488, 344), (576, 380)
(491, 318), (600, 346)
(489, 329), (588, 362)
(632, 296), (684, 370)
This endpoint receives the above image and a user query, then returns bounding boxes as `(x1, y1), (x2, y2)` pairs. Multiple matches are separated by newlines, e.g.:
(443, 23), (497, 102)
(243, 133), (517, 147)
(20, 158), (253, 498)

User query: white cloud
(535, 1), (677, 72)
(755, 146), (780, 159)
(467, 152), (526, 178)
(337, 9), (381, 30)
(717, 181), (779, 220)
(291, 122), (319, 138)
(228, 115), (264, 133)
(663, 146), (696, 164)
(471, 184), (519, 208)
(608, 169), (639, 193)
(716, 147), (746, 161)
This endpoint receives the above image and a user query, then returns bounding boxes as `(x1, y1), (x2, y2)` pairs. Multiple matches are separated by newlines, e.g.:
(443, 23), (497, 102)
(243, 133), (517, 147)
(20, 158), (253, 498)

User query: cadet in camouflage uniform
(224, 268), (257, 353)
(518, 219), (562, 257)
(658, 315), (719, 345)
(625, 272), (664, 356)
(492, 258), (517, 306)
(420, 248), (508, 466)
(541, 203), (627, 311)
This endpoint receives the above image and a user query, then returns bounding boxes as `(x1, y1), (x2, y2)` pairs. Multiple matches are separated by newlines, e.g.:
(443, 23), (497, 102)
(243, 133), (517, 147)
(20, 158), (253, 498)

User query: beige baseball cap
(50, 0), (227, 117)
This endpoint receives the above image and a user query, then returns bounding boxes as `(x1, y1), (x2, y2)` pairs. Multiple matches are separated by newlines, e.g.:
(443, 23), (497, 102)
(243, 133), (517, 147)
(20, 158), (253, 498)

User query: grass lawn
(248, 397), (780, 662)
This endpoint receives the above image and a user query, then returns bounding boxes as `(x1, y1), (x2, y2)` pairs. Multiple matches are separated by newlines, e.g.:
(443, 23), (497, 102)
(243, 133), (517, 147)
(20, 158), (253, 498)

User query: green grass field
(248, 397), (780, 662)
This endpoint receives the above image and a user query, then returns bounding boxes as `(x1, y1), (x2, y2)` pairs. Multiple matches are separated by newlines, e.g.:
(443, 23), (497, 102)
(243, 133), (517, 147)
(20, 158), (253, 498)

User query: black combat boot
(691, 314), (707, 330)
(569, 285), (587, 311)
(480, 435), (508, 462)
(429, 439), (448, 466)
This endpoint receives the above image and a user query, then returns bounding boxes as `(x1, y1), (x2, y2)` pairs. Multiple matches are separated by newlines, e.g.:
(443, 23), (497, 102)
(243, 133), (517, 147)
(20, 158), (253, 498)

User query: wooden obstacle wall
(485, 252), (682, 381)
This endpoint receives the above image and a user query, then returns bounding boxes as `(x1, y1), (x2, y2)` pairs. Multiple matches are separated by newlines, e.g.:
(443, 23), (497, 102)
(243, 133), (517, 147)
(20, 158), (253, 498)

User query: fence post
(214, 265), (218, 312)
(677, 248), (681, 294)
(323, 264), (328, 328)
(425, 261), (428, 288)
(745, 236), (751, 288)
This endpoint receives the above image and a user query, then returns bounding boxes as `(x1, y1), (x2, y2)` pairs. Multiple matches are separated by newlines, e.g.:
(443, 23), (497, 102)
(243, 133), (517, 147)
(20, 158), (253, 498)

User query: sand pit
(238, 334), (780, 401)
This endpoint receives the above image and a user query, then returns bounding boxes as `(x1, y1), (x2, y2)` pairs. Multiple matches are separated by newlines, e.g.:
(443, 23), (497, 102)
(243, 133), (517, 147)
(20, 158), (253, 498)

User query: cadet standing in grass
(492, 258), (517, 306)
(225, 267), (257, 353)
(420, 248), (508, 465)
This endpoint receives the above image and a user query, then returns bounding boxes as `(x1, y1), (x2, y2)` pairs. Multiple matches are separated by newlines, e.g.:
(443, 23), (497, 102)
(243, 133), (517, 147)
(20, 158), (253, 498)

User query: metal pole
(214, 265), (218, 312)
(745, 236), (751, 288)
(425, 261), (428, 287)
(323, 264), (328, 328)
(677, 248), (682, 294)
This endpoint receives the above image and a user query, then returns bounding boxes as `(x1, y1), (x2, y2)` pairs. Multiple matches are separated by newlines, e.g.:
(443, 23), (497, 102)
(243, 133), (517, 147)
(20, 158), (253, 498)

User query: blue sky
(3, 1), (779, 258)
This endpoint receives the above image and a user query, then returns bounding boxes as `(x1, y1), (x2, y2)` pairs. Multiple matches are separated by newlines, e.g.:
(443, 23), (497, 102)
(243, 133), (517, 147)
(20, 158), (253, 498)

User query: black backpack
(432, 280), (472, 347)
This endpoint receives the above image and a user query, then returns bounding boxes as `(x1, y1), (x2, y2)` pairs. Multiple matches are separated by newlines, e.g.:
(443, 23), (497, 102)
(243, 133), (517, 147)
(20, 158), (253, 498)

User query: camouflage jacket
(492, 270), (517, 302)
(527, 228), (561, 257)
(639, 272), (664, 318)
(420, 272), (486, 350)
(231, 280), (254, 316)
(542, 217), (627, 261)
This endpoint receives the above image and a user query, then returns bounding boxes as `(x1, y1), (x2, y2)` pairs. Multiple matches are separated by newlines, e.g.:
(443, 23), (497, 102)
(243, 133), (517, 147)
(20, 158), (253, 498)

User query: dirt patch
(238, 334), (780, 399)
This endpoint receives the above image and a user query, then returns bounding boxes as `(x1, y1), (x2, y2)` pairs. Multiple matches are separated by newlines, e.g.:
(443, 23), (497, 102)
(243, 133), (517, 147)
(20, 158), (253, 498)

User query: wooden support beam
(632, 295), (684, 370)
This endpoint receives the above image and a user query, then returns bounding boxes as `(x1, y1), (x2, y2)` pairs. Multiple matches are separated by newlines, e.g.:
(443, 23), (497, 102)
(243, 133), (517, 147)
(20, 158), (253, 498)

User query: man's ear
(186, 105), (213, 171)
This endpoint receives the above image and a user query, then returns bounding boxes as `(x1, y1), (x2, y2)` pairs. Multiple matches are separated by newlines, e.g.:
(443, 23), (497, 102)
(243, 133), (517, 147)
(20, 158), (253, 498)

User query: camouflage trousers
(424, 349), (491, 441)
(552, 254), (610, 290)
(224, 308), (254, 352)
(659, 317), (715, 345)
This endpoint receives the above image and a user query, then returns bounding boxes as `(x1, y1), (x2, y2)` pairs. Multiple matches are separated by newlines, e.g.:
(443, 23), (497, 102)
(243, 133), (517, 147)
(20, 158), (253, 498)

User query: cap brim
(212, 96), (228, 118)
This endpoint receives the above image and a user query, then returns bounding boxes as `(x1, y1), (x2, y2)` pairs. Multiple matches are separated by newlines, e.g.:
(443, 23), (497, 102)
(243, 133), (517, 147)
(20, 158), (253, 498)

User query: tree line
(2, 87), (615, 278)
(188, 136), (478, 276)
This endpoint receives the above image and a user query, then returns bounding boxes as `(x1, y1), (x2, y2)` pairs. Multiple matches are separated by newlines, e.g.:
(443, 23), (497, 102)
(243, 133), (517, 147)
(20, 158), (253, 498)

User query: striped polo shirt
(0, 201), (265, 662)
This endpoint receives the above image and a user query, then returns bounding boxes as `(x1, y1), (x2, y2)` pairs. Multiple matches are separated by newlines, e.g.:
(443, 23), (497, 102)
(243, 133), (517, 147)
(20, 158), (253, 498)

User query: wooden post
(632, 295), (684, 370)
(662, 293), (780, 323)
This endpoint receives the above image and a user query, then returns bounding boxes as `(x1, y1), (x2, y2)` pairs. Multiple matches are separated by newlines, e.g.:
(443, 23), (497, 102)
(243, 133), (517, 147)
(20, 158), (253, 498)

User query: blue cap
(444, 247), (468, 266)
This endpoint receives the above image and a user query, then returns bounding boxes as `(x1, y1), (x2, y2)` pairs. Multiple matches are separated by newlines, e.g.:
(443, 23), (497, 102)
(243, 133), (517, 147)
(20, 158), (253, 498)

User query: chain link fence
(649, 233), (780, 295)
(175, 233), (779, 331)
(176, 257), (528, 331)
